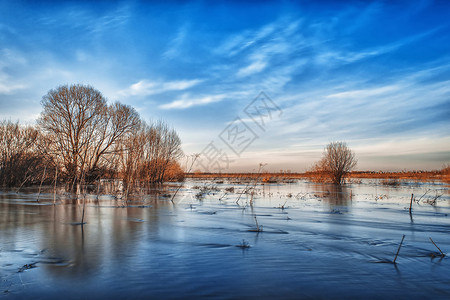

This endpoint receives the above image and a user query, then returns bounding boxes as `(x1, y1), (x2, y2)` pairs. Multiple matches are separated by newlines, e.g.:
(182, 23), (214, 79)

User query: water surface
(1, 179), (449, 299)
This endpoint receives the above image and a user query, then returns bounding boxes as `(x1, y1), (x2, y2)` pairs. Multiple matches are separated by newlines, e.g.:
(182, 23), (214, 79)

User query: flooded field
(1, 179), (449, 299)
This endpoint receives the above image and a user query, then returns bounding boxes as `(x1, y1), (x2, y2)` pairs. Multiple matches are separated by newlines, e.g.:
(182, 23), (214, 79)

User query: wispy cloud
(316, 27), (442, 66)
(219, 23), (277, 57)
(120, 79), (202, 97)
(159, 94), (225, 110)
(326, 85), (399, 99)
(0, 49), (28, 94)
(163, 24), (189, 59)
(37, 4), (130, 36)
(237, 58), (267, 77)
(0, 81), (26, 94)
(215, 19), (300, 82)
(0, 48), (27, 66)
(268, 62), (450, 149)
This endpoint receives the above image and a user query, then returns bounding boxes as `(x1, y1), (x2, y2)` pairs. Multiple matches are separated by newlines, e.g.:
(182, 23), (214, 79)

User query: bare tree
(2, 84), (184, 190)
(317, 141), (357, 185)
(145, 121), (183, 183)
(0, 121), (52, 187)
(38, 84), (140, 184)
(115, 123), (146, 189)
(38, 84), (107, 183)
(116, 120), (183, 188)
(86, 101), (140, 179)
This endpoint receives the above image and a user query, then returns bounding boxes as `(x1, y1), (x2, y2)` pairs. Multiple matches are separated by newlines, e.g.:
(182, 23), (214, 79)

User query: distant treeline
(188, 169), (450, 183)
(0, 84), (184, 188)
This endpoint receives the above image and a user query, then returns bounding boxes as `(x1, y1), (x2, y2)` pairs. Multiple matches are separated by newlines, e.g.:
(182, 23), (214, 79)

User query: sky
(0, 0), (449, 172)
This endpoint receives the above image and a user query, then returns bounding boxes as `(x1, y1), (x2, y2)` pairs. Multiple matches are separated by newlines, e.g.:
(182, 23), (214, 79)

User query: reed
(36, 165), (47, 202)
(409, 193), (413, 214)
(53, 167), (58, 205)
(237, 239), (251, 249)
(171, 154), (199, 203)
(393, 235), (405, 264)
(248, 215), (263, 232)
(429, 237), (445, 257)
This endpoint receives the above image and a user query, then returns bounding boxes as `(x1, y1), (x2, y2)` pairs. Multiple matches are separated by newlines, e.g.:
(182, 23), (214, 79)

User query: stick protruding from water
(409, 193), (413, 214)
(393, 234), (406, 264)
(429, 237), (445, 257)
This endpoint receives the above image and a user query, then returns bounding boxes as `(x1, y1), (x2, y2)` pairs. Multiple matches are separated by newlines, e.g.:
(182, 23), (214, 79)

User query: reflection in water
(39, 199), (173, 278)
(1, 179), (449, 299)
(0, 187), (175, 280)
(313, 183), (352, 206)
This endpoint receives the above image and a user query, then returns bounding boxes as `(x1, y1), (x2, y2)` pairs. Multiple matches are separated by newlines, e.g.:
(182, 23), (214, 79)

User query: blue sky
(0, 0), (449, 172)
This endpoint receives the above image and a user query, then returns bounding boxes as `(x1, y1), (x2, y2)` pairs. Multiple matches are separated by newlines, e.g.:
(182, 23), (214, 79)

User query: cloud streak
(159, 94), (226, 110)
(120, 79), (202, 97)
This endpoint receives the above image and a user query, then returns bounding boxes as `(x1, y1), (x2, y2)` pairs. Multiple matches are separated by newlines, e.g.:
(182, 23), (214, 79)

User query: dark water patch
(18, 263), (37, 272)
(196, 211), (217, 215)
(198, 243), (232, 248)
(245, 227), (289, 234)
(125, 217), (145, 223)
(70, 222), (87, 226)
(4, 201), (55, 206)
(183, 226), (226, 231)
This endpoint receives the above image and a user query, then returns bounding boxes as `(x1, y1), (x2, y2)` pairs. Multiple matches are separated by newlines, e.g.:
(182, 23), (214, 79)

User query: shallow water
(1, 179), (449, 299)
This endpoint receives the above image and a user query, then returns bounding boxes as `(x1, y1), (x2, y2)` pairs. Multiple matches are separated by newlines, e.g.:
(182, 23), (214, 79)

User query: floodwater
(1, 179), (449, 299)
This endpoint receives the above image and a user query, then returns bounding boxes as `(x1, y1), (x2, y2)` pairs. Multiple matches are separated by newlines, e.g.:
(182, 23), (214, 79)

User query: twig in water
(426, 193), (442, 206)
(78, 171), (87, 226)
(237, 239), (251, 249)
(393, 235), (406, 264)
(218, 192), (228, 202)
(238, 163), (266, 205)
(16, 172), (32, 194)
(170, 154), (199, 203)
(236, 181), (251, 205)
(416, 189), (431, 203)
(409, 193), (413, 214)
(96, 177), (100, 201)
(53, 166), (58, 205)
(429, 237), (445, 257)
(37, 165), (47, 202)
(248, 215), (263, 232)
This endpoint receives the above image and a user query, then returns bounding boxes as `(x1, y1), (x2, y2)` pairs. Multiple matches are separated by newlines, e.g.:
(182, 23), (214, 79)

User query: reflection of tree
(0, 189), (174, 279)
(314, 183), (352, 207)
(42, 199), (169, 278)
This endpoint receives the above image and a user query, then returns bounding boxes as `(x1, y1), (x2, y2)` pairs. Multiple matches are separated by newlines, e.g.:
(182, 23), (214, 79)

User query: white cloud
(316, 27), (442, 66)
(218, 23), (277, 57)
(353, 136), (450, 157)
(163, 24), (188, 59)
(0, 71), (27, 95)
(0, 82), (26, 94)
(0, 48), (27, 66)
(39, 4), (131, 35)
(120, 79), (202, 97)
(326, 85), (399, 99)
(237, 60), (267, 77)
(159, 94), (226, 110)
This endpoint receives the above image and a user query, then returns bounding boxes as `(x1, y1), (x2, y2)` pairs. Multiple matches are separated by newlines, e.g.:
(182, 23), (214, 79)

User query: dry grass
(187, 169), (448, 183)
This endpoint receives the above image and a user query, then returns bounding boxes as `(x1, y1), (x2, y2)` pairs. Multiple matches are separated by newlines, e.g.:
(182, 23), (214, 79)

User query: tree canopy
(0, 84), (184, 188)
(315, 141), (357, 185)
